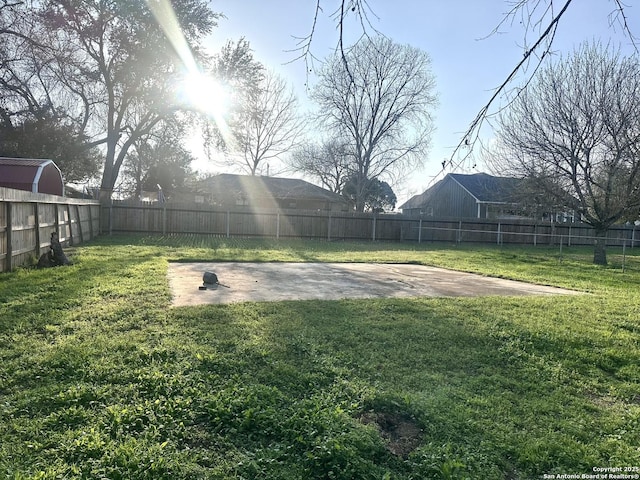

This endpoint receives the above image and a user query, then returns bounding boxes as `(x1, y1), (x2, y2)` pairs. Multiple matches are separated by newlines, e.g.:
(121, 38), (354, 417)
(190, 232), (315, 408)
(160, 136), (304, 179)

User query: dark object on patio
(203, 271), (218, 285)
(203, 271), (230, 288)
(37, 232), (70, 268)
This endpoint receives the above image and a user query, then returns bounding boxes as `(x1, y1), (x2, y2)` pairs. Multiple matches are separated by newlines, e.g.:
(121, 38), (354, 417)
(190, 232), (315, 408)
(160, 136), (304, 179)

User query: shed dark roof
(400, 178), (445, 210)
(0, 157), (52, 183)
(197, 174), (344, 203)
(0, 157), (63, 195)
(400, 173), (521, 211)
(449, 173), (521, 203)
(0, 157), (51, 168)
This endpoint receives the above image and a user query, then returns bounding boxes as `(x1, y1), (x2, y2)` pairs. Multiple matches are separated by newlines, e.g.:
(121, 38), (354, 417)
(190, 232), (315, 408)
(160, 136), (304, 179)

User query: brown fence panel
(499, 221), (535, 245)
(226, 210), (275, 237)
(110, 205), (162, 233)
(419, 219), (459, 243)
(9, 202), (37, 268)
(101, 201), (639, 250)
(374, 215), (410, 241)
(0, 187), (100, 272)
(565, 224), (593, 246)
(38, 203), (57, 254)
(280, 212), (328, 238)
(166, 208), (228, 235)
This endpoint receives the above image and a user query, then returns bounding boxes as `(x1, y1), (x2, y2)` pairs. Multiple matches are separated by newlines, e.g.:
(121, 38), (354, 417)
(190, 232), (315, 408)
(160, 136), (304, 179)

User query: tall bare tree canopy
(311, 35), (437, 211)
(0, 0), (219, 199)
(302, 1), (637, 173)
(289, 138), (352, 194)
(205, 41), (303, 175)
(222, 70), (304, 176)
(493, 43), (640, 265)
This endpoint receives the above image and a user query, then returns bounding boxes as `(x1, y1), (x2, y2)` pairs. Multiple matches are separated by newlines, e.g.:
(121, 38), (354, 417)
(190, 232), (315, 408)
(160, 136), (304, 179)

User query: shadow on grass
(2, 235), (639, 479)
(167, 296), (640, 477)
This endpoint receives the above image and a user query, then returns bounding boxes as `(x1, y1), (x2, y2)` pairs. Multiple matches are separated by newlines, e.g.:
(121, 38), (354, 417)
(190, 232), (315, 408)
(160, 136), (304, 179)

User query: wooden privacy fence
(0, 187), (100, 272)
(103, 201), (638, 247)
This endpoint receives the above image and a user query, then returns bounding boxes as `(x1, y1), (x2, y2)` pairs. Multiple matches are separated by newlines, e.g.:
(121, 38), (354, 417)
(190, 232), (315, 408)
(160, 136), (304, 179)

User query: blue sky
(201, 0), (639, 204)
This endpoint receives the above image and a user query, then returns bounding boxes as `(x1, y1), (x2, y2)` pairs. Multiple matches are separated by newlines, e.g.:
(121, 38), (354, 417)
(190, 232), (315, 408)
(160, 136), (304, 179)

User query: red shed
(0, 157), (64, 196)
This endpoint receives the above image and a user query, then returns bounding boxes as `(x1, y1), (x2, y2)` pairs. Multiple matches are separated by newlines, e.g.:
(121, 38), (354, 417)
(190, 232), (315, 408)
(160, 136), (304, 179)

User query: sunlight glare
(146, 0), (234, 150)
(181, 71), (230, 118)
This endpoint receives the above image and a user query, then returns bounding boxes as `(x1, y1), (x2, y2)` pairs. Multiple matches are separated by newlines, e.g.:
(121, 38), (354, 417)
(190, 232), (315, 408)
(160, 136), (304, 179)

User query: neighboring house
(0, 157), (64, 196)
(186, 174), (349, 212)
(400, 172), (524, 219)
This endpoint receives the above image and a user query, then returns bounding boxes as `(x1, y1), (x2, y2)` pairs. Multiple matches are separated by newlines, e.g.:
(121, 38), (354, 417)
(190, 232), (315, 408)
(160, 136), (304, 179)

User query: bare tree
(221, 70), (304, 176)
(492, 42), (640, 265)
(300, 1), (637, 176)
(36, 0), (218, 200)
(0, 2), (60, 126)
(311, 35), (436, 211)
(446, 0), (638, 171)
(288, 138), (352, 193)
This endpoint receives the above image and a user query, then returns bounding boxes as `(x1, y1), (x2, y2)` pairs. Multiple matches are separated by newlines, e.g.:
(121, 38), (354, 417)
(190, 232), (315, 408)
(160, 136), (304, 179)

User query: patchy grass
(0, 234), (639, 479)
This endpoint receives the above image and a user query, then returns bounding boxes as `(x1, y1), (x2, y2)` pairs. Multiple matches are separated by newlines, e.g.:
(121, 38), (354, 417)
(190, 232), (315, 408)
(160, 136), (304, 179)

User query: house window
(425, 206), (434, 217)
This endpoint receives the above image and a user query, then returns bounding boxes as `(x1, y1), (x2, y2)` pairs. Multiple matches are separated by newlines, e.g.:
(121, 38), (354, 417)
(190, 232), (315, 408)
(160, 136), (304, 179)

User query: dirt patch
(360, 411), (423, 458)
(168, 262), (581, 306)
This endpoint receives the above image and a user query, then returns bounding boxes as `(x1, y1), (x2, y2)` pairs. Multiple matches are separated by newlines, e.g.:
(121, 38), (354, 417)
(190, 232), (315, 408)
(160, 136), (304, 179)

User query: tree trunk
(593, 230), (608, 265)
(99, 187), (113, 204)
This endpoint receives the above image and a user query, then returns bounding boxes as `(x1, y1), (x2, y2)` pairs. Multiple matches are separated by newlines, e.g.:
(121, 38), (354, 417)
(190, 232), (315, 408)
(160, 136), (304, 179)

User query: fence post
(327, 214), (331, 241)
(372, 215), (376, 241)
(162, 204), (167, 235)
(457, 220), (462, 244)
(6, 202), (12, 272)
(497, 222), (501, 245)
(276, 213), (280, 239)
(34, 202), (41, 259)
(88, 205), (94, 240)
(75, 204), (83, 243)
(568, 225), (572, 247)
(226, 211), (230, 238)
(67, 204), (74, 245)
(55, 204), (60, 238)
(418, 219), (422, 243)
(108, 202), (113, 236)
(533, 224), (537, 246)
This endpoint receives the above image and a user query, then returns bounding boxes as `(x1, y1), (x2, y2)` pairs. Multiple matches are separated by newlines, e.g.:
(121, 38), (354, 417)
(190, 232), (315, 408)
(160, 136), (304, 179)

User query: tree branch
(448, 0), (574, 171)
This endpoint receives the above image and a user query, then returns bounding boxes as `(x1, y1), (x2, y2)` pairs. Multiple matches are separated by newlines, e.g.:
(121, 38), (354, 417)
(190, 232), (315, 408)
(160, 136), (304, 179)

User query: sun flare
(181, 71), (230, 118)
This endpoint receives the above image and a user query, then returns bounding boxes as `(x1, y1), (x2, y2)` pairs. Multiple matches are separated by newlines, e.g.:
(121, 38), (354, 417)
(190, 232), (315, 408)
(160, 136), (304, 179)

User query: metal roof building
(400, 173), (522, 218)
(0, 157), (64, 196)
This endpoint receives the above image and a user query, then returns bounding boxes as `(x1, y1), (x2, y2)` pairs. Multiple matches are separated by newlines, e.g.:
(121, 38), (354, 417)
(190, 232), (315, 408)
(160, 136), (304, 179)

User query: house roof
(196, 174), (345, 203)
(449, 173), (520, 203)
(400, 173), (520, 210)
(400, 178), (445, 210)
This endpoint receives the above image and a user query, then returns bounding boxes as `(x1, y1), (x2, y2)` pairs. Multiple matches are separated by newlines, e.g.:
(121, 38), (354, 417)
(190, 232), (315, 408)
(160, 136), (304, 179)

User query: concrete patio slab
(168, 262), (580, 307)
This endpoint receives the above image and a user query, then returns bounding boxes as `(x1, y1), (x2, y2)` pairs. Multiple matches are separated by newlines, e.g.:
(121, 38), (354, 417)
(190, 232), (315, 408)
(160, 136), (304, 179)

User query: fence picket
(0, 187), (100, 272)
(100, 202), (636, 249)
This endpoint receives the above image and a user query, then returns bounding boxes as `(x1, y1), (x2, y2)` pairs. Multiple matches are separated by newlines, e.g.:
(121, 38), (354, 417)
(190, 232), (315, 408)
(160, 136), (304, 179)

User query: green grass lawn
(1, 235), (639, 479)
